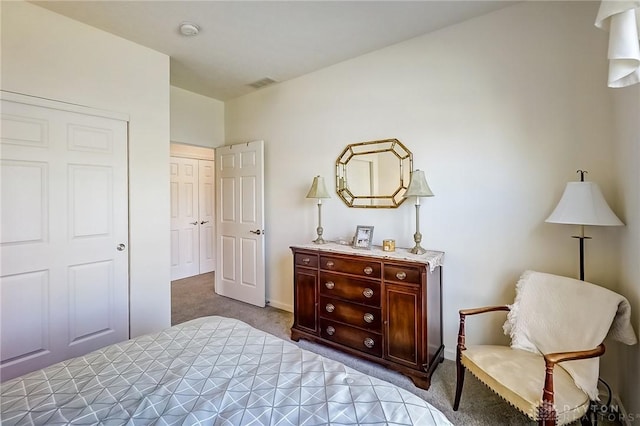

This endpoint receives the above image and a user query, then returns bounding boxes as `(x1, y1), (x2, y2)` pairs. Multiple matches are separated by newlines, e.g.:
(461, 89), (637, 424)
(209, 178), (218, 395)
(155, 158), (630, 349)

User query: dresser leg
(408, 375), (431, 390)
(290, 329), (301, 342)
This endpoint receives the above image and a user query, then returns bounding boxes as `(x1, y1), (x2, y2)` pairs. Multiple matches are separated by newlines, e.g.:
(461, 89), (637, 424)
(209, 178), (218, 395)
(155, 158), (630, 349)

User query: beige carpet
(171, 272), (617, 426)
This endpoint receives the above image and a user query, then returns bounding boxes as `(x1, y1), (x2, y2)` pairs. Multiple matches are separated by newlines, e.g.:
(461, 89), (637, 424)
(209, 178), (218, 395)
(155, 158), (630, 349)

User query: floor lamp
(306, 175), (330, 244)
(545, 170), (623, 281)
(404, 169), (434, 255)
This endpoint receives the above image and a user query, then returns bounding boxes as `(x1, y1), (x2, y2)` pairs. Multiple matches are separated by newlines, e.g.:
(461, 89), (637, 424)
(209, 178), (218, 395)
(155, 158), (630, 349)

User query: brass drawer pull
(301, 257), (310, 264)
(326, 326), (335, 336)
(363, 313), (374, 323)
(396, 271), (407, 280)
(325, 281), (335, 290)
(363, 337), (375, 348)
(326, 260), (335, 268)
(363, 266), (373, 275)
(363, 288), (374, 298)
(325, 303), (335, 313)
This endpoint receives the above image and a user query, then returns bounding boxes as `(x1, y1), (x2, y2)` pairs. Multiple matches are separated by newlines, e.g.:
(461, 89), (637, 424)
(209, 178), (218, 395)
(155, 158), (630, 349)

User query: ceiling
(34, 1), (515, 101)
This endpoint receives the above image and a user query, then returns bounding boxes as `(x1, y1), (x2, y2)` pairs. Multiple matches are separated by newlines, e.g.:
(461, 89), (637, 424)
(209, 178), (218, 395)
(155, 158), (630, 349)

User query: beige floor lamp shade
(546, 171), (623, 280)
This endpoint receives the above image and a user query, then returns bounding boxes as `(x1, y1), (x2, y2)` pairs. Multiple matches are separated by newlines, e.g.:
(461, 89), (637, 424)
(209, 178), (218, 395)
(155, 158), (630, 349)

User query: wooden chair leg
(453, 355), (465, 410)
(453, 312), (467, 411)
(538, 400), (557, 426)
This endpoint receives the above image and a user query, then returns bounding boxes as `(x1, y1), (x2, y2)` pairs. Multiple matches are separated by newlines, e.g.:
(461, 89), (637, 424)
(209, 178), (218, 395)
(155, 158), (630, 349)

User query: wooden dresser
(290, 243), (444, 389)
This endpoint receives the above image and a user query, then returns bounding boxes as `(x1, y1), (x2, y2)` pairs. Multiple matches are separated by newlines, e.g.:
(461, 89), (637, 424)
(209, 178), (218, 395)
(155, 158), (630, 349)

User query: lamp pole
(572, 170), (588, 281)
(572, 225), (589, 281)
(314, 198), (325, 244)
(410, 196), (425, 255)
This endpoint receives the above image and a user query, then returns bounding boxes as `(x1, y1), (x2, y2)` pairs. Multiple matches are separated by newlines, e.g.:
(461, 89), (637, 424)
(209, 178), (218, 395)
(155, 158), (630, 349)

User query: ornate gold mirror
(336, 138), (413, 208)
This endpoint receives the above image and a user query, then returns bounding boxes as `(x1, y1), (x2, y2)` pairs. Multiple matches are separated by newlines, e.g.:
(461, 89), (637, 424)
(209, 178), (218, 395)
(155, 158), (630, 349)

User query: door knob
(249, 229), (262, 235)
(117, 243), (126, 251)
(200, 220), (209, 225)
(190, 221), (198, 225)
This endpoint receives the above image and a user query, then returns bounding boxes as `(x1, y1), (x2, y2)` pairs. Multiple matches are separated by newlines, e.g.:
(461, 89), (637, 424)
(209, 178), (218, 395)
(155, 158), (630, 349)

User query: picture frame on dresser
(353, 225), (374, 249)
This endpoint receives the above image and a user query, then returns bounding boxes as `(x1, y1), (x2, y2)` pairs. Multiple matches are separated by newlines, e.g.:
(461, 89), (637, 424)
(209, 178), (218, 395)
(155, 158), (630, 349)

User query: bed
(1, 316), (452, 425)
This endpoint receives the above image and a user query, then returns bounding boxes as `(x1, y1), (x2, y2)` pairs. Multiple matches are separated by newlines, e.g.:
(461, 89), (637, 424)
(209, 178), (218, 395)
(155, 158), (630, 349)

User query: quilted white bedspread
(1, 316), (452, 425)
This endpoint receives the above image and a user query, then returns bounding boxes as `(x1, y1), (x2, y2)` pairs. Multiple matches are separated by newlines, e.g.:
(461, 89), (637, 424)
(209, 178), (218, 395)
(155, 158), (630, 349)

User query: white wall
(1, 1), (171, 337)
(613, 84), (640, 416)
(226, 1), (623, 362)
(171, 86), (224, 148)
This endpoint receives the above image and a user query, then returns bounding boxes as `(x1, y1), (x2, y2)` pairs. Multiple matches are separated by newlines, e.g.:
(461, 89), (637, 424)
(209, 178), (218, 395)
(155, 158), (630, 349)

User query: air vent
(248, 77), (277, 89)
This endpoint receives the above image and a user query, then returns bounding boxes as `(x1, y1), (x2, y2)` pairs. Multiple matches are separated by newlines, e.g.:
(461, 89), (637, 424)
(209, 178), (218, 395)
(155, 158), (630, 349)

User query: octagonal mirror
(336, 138), (413, 208)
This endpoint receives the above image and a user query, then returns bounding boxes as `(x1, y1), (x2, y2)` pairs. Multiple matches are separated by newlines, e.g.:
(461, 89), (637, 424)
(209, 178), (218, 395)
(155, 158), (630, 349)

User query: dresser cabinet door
(294, 266), (318, 334)
(384, 283), (421, 368)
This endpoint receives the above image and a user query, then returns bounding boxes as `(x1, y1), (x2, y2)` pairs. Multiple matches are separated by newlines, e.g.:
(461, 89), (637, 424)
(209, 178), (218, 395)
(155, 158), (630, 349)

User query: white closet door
(0, 95), (129, 381)
(170, 157), (200, 280)
(198, 159), (215, 273)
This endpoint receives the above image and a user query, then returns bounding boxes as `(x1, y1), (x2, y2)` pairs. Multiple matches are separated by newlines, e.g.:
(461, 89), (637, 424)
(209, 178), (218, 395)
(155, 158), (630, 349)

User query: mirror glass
(335, 139), (413, 208)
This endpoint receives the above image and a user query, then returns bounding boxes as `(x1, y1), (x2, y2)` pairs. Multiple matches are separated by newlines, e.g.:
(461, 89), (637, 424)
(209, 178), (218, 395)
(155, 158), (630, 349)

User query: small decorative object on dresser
(290, 242), (444, 389)
(383, 239), (396, 252)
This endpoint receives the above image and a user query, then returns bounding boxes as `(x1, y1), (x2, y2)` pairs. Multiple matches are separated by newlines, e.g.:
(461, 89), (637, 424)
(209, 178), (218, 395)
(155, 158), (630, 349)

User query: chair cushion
(462, 345), (590, 426)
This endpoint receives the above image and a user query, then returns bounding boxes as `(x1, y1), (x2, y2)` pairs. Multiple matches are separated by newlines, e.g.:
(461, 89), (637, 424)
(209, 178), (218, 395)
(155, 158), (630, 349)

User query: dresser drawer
(319, 272), (380, 306)
(320, 319), (382, 358)
(384, 264), (421, 285)
(320, 256), (381, 278)
(319, 296), (381, 331)
(295, 252), (318, 268)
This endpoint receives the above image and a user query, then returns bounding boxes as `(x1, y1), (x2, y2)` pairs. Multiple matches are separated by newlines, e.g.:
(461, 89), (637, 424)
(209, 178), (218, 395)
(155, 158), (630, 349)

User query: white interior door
(0, 93), (129, 381)
(170, 157), (200, 280)
(198, 159), (215, 274)
(215, 141), (265, 307)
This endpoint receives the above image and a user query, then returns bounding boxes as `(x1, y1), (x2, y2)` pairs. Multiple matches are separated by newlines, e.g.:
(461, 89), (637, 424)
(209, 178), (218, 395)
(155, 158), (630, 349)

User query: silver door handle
(249, 229), (262, 235)
(117, 243), (126, 251)
(200, 221), (209, 225)
(190, 221), (198, 225)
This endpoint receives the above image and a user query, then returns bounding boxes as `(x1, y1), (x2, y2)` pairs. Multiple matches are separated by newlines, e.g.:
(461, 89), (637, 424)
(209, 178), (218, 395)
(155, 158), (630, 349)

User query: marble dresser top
(290, 242), (444, 272)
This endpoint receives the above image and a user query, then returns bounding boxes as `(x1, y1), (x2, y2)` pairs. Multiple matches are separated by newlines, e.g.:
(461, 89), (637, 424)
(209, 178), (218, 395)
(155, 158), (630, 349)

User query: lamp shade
(545, 181), (623, 226)
(404, 169), (434, 198)
(306, 175), (330, 199)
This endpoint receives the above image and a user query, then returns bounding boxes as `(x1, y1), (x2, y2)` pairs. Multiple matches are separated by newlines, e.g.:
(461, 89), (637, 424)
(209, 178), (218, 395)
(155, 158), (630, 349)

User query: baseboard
(266, 299), (292, 312)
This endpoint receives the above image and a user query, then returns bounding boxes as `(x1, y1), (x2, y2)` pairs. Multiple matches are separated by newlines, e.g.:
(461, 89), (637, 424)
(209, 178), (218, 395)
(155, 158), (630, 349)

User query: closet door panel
(199, 159), (215, 273)
(170, 157), (200, 280)
(0, 95), (129, 381)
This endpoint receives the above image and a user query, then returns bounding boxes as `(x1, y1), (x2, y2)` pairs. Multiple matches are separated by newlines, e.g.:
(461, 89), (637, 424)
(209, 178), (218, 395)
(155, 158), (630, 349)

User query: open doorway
(170, 143), (216, 322)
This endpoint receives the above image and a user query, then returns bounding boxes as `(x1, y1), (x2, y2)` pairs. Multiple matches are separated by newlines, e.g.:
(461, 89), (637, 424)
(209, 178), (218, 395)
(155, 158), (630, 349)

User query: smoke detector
(179, 22), (200, 36)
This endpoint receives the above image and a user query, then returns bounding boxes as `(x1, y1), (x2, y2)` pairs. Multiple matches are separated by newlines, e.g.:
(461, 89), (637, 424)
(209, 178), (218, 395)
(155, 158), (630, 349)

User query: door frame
(1, 90), (129, 122)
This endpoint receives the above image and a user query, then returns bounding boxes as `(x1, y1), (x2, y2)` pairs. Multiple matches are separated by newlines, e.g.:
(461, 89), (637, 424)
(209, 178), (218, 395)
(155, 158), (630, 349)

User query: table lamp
(404, 169), (434, 254)
(306, 175), (330, 244)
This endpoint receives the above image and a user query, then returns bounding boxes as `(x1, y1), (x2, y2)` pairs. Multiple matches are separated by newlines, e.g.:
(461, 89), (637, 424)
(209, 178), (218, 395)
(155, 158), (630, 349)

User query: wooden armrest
(457, 305), (510, 354)
(539, 343), (606, 418)
(459, 305), (510, 317)
(544, 343), (605, 365)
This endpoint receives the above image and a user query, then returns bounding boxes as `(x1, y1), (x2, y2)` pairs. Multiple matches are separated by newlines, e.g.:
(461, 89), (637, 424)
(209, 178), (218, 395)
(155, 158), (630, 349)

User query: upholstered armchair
(453, 271), (637, 426)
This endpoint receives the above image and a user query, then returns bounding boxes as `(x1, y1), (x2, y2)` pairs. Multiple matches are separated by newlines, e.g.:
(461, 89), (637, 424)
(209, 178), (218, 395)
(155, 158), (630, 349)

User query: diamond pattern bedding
(1, 316), (452, 425)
